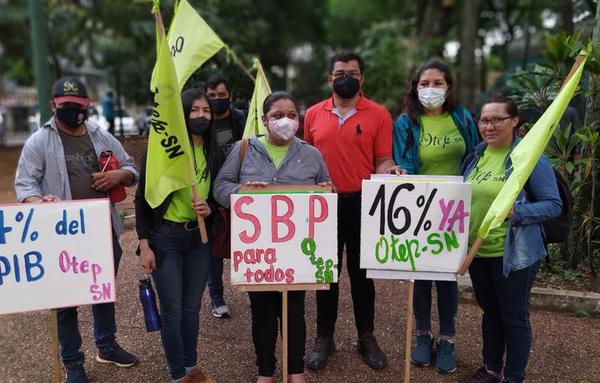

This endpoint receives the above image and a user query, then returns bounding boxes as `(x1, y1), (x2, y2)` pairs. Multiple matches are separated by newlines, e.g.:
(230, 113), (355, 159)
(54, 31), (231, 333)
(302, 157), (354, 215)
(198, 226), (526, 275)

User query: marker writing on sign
(58, 250), (111, 301)
(301, 237), (335, 283)
(0, 251), (45, 286)
(232, 248), (295, 284)
(373, 231), (460, 271)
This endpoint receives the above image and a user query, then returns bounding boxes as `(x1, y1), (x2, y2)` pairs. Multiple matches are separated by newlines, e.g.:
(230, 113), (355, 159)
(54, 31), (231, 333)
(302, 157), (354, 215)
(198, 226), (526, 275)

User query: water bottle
(98, 150), (127, 202)
(139, 277), (161, 332)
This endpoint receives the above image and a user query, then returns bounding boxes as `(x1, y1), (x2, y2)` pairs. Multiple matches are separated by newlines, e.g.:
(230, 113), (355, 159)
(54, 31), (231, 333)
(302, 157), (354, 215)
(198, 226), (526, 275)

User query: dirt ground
(1, 139), (600, 383)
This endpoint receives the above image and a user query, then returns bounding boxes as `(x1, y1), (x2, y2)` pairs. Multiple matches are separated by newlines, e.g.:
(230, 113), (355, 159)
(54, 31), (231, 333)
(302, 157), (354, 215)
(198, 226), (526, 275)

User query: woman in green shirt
(393, 59), (480, 374)
(214, 91), (331, 383)
(462, 96), (561, 383)
(135, 88), (222, 383)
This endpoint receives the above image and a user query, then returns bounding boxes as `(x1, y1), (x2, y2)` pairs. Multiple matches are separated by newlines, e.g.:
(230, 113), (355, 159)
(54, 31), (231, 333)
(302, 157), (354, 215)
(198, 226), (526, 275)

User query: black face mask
(56, 107), (88, 129)
(188, 117), (211, 136)
(333, 75), (360, 99)
(210, 98), (230, 115)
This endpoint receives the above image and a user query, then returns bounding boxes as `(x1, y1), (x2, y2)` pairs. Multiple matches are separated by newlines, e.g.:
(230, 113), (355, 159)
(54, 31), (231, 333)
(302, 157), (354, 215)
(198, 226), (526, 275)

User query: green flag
(477, 53), (588, 239)
(243, 59), (272, 138)
(145, 20), (195, 209)
(150, 0), (225, 91)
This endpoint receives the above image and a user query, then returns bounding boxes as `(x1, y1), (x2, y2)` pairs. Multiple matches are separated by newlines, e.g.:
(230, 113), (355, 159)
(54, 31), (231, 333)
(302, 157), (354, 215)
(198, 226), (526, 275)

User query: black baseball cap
(52, 76), (90, 105)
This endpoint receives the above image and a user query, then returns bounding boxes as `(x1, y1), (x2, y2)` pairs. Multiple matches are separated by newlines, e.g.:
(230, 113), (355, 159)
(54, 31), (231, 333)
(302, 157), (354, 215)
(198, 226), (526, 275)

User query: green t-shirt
(163, 145), (211, 222)
(418, 113), (466, 176)
(259, 136), (290, 168)
(466, 145), (511, 257)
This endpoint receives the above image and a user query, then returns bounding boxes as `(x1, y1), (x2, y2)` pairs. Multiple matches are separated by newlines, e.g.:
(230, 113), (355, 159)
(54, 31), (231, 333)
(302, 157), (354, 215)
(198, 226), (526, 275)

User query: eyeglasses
(478, 116), (512, 127)
(331, 70), (361, 79)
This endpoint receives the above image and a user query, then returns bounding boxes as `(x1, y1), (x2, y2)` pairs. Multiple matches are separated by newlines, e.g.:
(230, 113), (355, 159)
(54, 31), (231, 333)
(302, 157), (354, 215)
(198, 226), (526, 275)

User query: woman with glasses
(461, 96), (561, 383)
(392, 59), (479, 374)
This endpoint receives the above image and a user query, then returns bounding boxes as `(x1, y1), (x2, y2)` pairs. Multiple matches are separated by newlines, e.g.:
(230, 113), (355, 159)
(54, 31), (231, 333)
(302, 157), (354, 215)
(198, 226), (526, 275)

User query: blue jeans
(208, 256), (225, 306)
(151, 223), (210, 379)
(58, 234), (122, 367)
(413, 280), (458, 337)
(469, 257), (540, 383)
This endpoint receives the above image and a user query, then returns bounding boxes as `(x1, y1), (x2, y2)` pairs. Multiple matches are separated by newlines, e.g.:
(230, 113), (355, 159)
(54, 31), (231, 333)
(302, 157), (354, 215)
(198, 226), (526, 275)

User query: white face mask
(418, 87), (446, 110)
(268, 117), (299, 141)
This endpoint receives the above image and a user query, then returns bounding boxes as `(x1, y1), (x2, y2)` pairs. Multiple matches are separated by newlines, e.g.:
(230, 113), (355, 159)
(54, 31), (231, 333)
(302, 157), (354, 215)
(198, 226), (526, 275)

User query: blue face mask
(56, 107), (88, 129)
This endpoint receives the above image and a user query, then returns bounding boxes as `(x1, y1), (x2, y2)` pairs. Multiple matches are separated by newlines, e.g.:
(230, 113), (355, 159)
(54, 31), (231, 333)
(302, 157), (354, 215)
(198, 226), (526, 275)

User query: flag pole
(458, 237), (483, 275)
(459, 53), (587, 277)
(226, 48), (256, 82)
(191, 184), (209, 244)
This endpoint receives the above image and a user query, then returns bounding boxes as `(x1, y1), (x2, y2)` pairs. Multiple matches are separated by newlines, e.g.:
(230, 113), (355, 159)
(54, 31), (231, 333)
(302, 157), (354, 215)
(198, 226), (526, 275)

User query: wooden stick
(559, 53), (587, 93)
(458, 236), (484, 275)
(403, 281), (415, 383)
(191, 184), (208, 244)
(282, 290), (289, 383)
(51, 309), (61, 383)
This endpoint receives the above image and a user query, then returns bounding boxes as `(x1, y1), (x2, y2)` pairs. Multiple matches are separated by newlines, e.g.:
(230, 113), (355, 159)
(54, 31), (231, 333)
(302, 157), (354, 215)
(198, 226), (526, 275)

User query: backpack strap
(238, 138), (249, 176)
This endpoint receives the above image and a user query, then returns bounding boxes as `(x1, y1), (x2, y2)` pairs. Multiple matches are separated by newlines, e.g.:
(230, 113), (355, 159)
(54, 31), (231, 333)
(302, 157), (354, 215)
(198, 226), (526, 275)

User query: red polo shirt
(304, 95), (392, 193)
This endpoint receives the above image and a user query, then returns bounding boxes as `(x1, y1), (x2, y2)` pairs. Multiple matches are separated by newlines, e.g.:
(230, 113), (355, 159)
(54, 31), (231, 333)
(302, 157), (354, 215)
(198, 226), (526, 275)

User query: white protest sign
(0, 199), (115, 315)
(230, 192), (338, 285)
(360, 176), (471, 280)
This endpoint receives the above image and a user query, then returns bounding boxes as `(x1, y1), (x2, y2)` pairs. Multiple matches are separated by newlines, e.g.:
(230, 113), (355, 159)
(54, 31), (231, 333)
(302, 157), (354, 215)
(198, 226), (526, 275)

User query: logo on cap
(63, 81), (79, 95)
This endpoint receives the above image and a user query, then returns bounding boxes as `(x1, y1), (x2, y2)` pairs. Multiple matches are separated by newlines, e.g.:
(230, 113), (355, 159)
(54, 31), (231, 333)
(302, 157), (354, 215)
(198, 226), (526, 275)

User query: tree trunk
(458, 0), (479, 110)
(562, 0), (574, 35)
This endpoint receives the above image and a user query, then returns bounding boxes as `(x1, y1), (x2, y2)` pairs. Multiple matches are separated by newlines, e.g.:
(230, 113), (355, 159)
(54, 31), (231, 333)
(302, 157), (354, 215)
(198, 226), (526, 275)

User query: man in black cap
(204, 74), (246, 319)
(15, 76), (139, 383)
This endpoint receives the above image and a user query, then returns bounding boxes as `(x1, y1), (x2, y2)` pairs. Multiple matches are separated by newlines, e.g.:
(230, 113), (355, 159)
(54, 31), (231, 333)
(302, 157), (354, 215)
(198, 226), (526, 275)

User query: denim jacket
(393, 106), (480, 174)
(462, 138), (562, 276)
(213, 136), (330, 208)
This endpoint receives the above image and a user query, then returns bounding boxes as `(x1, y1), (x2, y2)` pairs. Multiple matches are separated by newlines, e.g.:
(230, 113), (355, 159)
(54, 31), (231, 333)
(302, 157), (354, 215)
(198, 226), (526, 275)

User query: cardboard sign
(0, 199), (115, 315)
(360, 176), (471, 280)
(230, 192), (338, 285)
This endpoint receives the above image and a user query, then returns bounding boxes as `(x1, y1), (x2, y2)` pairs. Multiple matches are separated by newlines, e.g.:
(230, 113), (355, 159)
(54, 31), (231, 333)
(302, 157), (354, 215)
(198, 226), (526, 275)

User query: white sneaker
(211, 304), (230, 318)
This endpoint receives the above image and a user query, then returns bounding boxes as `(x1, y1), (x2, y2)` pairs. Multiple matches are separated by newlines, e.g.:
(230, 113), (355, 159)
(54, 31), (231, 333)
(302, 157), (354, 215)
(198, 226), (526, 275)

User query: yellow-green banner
(243, 59), (272, 138)
(477, 53), (588, 239)
(145, 23), (195, 209)
(150, 0), (225, 91)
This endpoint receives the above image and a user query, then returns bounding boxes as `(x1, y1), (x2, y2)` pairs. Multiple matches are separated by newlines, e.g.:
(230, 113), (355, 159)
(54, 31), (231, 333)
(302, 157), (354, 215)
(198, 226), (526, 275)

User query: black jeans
(469, 257), (541, 383)
(315, 192), (375, 337)
(413, 280), (458, 337)
(58, 234), (121, 367)
(248, 291), (305, 376)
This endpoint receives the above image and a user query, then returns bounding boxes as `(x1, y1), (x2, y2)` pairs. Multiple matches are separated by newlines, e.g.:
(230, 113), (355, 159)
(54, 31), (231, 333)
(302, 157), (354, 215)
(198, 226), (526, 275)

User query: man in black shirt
(205, 75), (246, 318)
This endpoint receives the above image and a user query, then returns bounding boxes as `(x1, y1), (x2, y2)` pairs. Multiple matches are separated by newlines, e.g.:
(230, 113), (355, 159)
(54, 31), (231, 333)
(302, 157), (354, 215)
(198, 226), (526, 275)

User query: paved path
(1, 229), (599, 383)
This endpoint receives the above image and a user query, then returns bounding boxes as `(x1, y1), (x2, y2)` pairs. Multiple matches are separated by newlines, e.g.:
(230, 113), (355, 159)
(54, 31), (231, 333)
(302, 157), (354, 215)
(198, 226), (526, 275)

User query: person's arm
(134, 155), (153, 240)
(213, 141), (244, 209)
(392, 115), (416, 174)
(511, 155), (562, 225)
(15, 135), (45, 202)
(105, 132), (139, 186)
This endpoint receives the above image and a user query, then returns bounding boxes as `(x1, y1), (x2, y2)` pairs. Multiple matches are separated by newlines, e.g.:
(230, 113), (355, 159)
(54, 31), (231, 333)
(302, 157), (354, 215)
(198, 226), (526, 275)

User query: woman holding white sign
(393, 59), (480, 373)
(213, 91), (331, 383)
(461, 97), (561, 383)
(135, 88), (222, 383)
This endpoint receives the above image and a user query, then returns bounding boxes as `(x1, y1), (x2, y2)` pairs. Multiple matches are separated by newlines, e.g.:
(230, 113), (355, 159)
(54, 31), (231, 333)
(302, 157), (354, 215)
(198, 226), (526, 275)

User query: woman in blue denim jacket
(461, 96), (561, 383)
(393, 59), (480, 373)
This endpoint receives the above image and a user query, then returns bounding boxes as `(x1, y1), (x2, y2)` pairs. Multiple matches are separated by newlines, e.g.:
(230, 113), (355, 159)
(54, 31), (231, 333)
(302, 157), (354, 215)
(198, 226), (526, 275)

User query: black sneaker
(65, 365), (89, 383)
(462, 366), (503, 383)
(357, 332), (387, 370)
(305, 336), (335, 370)
(96, 342), (138, 367)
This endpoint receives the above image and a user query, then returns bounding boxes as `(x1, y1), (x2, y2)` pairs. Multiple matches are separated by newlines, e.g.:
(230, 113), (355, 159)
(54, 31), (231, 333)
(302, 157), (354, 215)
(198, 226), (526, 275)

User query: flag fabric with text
(476, 53), (588, 239)
(150, 0), (225, 91)
(145, 28), (195, 209)
(243, 59), (272, 138)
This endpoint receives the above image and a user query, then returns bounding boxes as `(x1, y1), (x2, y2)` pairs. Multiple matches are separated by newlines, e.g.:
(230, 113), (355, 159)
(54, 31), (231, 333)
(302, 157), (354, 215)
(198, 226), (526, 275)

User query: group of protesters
(14, 50), (561, 383)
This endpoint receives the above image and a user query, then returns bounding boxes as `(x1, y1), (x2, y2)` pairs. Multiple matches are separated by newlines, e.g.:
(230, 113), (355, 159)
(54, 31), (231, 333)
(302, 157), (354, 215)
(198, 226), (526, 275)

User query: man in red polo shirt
(304, 51), (400, 371)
